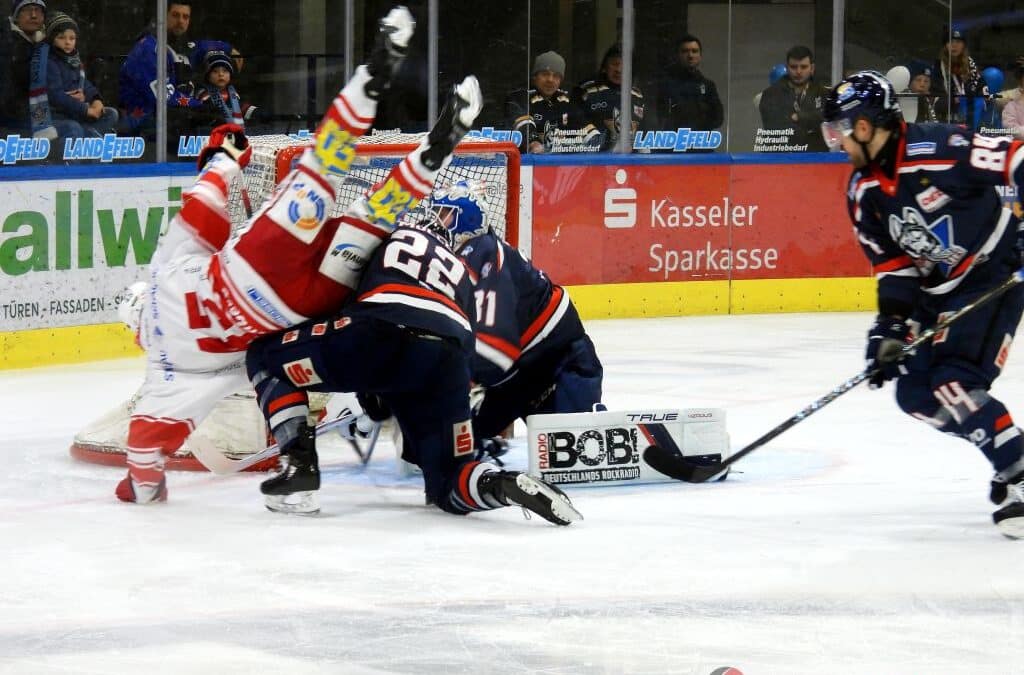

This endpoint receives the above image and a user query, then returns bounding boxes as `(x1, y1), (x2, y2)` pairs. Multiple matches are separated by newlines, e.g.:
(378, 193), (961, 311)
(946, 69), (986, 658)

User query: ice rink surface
(1, 312), (1023, 675)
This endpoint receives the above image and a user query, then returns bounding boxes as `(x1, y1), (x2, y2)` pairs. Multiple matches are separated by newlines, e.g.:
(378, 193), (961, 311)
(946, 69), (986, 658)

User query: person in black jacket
(0, 0), (48, 137)
(656, 34), (723, 146)
(576, 43), (646, 151)
(758, 44), (829, 152)
(505, 51), (599, 153)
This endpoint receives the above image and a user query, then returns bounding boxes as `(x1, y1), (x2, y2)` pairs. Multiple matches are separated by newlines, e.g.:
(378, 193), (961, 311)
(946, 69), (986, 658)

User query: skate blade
(515, 474), (583, 526)
(264, 491), (320, 515)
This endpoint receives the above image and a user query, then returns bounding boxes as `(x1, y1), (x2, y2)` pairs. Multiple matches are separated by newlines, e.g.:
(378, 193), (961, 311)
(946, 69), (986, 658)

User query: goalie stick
(191, 410), (381, 475)
(645, 268), (1024, 483)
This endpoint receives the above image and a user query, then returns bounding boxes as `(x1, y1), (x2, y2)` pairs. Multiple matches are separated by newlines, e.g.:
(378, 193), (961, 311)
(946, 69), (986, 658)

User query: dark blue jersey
(846, 122), (1023, 314)
(457, 232), (584, 386)
(347, 226), (477, 352)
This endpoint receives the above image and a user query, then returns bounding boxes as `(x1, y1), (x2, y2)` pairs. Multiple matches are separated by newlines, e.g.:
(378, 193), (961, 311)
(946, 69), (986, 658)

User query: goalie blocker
(527, 408), (730, 486)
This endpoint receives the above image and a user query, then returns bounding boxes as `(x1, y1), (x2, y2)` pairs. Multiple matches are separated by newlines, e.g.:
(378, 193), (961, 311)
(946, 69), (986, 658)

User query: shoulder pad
(555, 91), (571, 103)
(631, 86), (644, 98)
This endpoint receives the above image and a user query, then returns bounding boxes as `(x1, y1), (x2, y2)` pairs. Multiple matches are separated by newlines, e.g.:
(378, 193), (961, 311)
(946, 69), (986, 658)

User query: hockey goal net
(70, 133), (521, 471)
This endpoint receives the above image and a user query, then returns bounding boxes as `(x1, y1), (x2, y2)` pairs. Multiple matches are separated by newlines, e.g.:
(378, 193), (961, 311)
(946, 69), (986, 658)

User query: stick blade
(643, 445), (728, 483)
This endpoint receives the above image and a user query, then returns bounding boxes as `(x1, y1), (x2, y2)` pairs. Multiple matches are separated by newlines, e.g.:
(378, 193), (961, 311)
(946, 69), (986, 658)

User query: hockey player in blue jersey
(821, 70), (1024, 538)
(426, 179), (603, 458)
(243, 81), (580, 526)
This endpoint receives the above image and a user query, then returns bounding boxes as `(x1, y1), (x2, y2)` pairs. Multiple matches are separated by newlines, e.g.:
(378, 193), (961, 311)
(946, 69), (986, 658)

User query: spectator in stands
(758, 45), (829, 152)
(906, 59), (941, 122)
(576, 43), (646, 152)
(119, 0), (229, 154)
(932, 28), (988, 128)
(505, 50), (599, 153)
(655, 34), (723, 147)
(0, 0), (52, 139)
(45, 11), (117, 140)
(197, 49), (258, 131)
(1002, 63), (1024, 139)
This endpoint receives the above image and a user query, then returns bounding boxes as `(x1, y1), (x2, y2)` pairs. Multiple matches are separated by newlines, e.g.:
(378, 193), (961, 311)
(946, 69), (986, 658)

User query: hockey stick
(644, 268), (1024, 484)
(191, 413), (366, 475)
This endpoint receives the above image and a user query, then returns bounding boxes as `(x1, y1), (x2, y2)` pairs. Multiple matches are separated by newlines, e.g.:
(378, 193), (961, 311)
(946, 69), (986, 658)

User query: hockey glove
(865, 315), (911, 389)
(197, 123), (252, 171)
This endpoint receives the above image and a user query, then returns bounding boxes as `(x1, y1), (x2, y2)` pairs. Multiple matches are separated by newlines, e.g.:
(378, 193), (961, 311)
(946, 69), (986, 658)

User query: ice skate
(364, 5), (416, 99)
(261, 425), (320, 515)
(479, 470), (582, 526)
(115, 472), (167, 504)
(991, 457), (1024, 539)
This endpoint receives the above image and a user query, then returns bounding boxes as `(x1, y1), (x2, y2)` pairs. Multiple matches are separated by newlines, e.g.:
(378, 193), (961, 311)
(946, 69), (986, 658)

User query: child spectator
(907, 59), (941, 122)
(45, 11), (117, 139)
(198, 49), (257, 130)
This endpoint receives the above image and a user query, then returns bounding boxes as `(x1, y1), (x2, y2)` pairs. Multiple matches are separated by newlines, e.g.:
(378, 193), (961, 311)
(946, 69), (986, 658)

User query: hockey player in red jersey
(114, 6), (461, 504)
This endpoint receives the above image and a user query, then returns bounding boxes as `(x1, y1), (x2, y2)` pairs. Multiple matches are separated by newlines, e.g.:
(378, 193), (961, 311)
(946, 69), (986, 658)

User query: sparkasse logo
(604, 169), (637, 228)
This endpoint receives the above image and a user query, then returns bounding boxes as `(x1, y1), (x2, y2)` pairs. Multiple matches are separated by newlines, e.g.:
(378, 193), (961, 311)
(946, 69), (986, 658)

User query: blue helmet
(821, 70), (902, 149)
(424, 179), (489, 249)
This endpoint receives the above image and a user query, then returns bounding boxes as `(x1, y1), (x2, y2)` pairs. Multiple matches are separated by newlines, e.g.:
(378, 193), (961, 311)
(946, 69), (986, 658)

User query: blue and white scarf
(28, 40), (56, 139)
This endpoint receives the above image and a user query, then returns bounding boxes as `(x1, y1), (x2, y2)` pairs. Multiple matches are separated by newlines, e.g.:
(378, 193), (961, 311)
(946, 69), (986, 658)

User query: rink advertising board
(531, 159), (875, 315)
(0, 173), (194, 367)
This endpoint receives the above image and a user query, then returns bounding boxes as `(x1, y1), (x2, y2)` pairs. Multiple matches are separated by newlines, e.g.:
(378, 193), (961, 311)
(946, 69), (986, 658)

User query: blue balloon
(982, 66), (1004, 94)
(769, 63), (787, 85)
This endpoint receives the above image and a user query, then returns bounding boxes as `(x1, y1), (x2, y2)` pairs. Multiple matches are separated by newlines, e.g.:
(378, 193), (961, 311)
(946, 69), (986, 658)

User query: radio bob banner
(527, 408), (729, 486)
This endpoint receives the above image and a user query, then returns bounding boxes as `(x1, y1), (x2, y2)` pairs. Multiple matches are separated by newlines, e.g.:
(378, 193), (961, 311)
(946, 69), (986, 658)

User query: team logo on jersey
(333, 317), (351, 330)
(453, 420), (474, 456)
(282, 330), (299, 344)
(311, 322), (327, 336)
(284, 358), (323, 386)
(888, 207), (967, 272)
(286, 184), (327, 230)
(915, 186), (951, 212)
(948, 134), (970, 147)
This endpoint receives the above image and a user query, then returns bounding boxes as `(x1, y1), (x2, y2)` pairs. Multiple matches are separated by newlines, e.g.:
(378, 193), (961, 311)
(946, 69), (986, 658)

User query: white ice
(1, 312), (1022, 675)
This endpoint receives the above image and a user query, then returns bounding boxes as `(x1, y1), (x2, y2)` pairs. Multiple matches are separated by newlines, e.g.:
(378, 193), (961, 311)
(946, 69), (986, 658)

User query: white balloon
(885, 66), (911, 92)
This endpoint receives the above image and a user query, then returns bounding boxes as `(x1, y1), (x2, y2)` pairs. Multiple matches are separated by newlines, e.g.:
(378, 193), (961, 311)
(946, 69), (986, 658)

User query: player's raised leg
(308, 5), (415, 177)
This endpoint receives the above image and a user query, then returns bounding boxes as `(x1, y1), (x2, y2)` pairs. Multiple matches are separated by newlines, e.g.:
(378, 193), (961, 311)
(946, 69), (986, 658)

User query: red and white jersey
(158, 145), (441, 359)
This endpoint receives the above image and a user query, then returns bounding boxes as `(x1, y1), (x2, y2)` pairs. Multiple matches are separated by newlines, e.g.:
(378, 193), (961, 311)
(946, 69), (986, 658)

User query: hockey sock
(444, 461), (506, 514)
(306, 66), (377, 177)
(933, 383), (1024, 472)
(120, 416), (192, 502)
(251, 369), (310, 451)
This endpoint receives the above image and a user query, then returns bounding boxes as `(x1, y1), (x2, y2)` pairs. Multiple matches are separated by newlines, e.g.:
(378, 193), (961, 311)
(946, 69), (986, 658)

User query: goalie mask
(422, 179), (489, 249)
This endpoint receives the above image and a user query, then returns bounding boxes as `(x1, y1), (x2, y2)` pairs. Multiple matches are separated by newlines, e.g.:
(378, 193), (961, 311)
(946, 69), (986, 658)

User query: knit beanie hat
(532, 51), (565, 76)
(907, 59), (933, 81)
(45, 11), (77, 42)
(11, 0), (44, 18)
(203, 50), (235, 77)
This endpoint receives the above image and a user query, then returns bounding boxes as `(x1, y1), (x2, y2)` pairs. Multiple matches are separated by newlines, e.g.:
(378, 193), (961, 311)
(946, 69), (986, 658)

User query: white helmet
(117, 281), (148, 338)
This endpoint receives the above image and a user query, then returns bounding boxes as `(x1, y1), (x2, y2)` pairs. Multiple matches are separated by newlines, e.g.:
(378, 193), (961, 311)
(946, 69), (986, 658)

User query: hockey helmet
(821, 70), (903, 150)
(423, 179), (489, 249)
